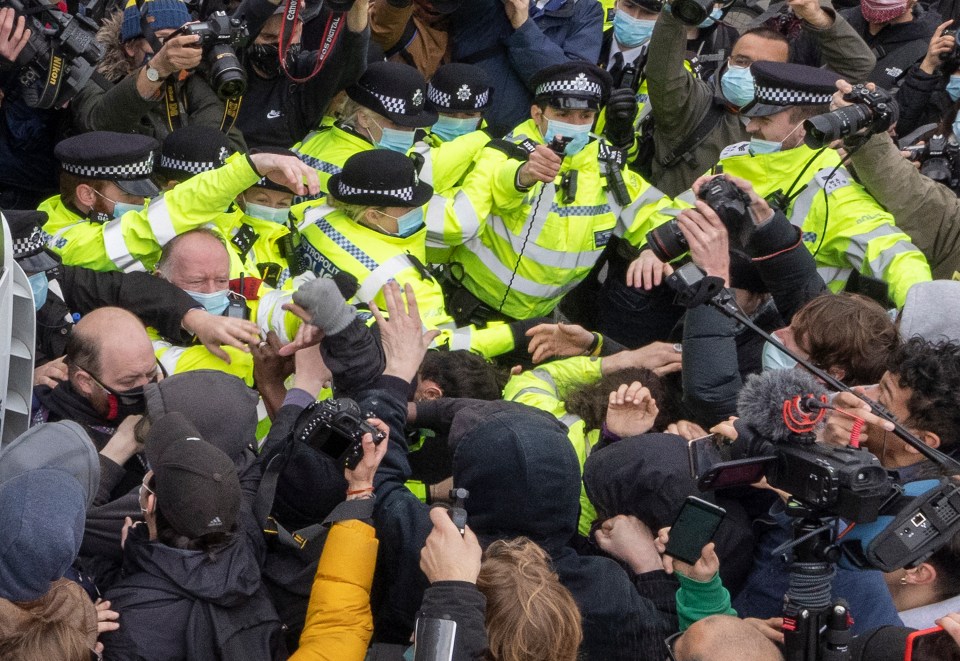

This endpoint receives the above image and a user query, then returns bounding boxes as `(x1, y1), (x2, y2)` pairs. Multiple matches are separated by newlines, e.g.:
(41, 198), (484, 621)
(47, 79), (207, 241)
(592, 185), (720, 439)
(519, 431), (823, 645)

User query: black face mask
(248, 43), (301, 79)
(101, 382), (149, 421)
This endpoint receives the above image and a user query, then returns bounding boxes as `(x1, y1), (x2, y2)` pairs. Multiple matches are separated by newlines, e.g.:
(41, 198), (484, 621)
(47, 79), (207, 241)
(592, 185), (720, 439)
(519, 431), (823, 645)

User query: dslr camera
(170, 11), (248, 100)
(645, 177), (754, 262)
(905, 132), (960, 192)
(294, 398), (386, 470)
(803, 84), (899, 148)
(2, 0), (105, 109)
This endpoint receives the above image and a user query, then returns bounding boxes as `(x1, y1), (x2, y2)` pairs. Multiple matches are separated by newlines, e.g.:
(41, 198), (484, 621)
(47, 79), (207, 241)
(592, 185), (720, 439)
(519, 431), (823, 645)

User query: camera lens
(208, 44), (246, 99)
(670, 0), (711, 25)
(803, 105), (871, 148)
(920, 157), (952, 185)
(645, 220), (688, 262)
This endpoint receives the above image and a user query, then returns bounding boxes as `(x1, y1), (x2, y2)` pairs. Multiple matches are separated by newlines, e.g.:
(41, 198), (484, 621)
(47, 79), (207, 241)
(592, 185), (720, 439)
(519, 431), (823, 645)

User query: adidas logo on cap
(207, 516), (223, 527)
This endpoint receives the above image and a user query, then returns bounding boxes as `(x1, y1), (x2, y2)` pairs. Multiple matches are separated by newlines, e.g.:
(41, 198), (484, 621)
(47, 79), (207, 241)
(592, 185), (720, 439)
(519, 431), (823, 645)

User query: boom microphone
(736, 369), (829, 444)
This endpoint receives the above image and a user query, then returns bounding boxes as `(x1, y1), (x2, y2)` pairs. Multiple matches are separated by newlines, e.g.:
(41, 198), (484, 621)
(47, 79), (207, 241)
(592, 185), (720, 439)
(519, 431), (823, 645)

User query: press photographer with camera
(832, 78), (960, 280)
(70, 0), (246, 152)
(891, 19), (958, 140)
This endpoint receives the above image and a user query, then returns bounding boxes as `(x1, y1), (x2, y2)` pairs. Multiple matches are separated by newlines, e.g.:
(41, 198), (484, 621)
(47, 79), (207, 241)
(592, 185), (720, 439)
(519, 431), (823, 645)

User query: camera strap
(37, 44), (67, 110)
(161, 80), (242, 133)
(278, 0), (344, 84)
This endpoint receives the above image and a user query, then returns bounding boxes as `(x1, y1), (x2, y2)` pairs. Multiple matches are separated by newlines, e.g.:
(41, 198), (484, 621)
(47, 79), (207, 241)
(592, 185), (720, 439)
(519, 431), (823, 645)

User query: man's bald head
(156, 229), (232, 294)
(673, 615), (784, 661)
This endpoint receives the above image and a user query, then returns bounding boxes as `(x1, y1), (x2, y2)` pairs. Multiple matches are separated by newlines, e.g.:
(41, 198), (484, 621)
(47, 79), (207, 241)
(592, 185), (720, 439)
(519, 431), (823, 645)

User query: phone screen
(664, 496), (726, 566)
(697, 457), (776, 491)
(905, 626), (960, 661)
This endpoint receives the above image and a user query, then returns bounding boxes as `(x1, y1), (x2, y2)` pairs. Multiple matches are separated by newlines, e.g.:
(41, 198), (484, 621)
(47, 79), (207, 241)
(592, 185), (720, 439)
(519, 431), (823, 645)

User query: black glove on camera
(603, 87), (638, 151)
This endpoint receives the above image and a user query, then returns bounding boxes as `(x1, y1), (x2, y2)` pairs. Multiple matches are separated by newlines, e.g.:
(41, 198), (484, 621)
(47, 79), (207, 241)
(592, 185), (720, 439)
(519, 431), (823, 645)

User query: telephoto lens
(803, 105), (873, 148)
(670, 0), (713, 25)
(645, 218), (688, 262)
(209, 44), (246, 99)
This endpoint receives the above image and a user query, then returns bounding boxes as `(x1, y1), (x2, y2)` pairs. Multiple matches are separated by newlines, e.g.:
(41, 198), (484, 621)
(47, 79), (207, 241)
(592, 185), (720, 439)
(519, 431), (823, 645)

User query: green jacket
(849, 132), (960, 281)
(41, 153), (261, 273)
(429, 118), (680, 320)
(645, 9), (877, 197)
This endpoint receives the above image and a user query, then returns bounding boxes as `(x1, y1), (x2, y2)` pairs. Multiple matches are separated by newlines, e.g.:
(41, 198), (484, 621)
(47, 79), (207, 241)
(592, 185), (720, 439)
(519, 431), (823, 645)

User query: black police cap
(4, 209), (61, 273)
(328, 150), (433, 208)
(742, 61), (840, 118)
(427, 63), (494, 113)
(157, 126), (234, 182)
(531, 62), (612, 110)
(54, 132), (160, 198)
(346, 61), (438, 128)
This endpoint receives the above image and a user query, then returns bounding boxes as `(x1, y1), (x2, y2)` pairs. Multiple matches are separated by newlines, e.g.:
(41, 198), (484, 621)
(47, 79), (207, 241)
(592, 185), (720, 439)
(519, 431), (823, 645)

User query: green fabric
(675, 572), (736, 631)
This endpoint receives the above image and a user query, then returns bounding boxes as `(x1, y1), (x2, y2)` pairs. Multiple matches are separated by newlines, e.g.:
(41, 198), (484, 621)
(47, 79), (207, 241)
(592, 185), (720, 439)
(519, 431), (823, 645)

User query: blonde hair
(476, 538), (583, 661)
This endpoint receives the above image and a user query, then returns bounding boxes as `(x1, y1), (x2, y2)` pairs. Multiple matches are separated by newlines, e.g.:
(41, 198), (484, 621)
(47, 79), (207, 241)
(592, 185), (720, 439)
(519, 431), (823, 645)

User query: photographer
(71, 0), (246, 152)
(230, 0), (369, 149)
(893, 19), (958, 139)
(835, 78), (960, 280)
(0, 6), (61, 209)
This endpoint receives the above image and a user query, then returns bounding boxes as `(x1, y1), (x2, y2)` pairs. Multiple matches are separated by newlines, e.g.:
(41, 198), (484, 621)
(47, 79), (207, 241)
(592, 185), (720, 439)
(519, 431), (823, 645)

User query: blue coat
(448, 0), (603, 135)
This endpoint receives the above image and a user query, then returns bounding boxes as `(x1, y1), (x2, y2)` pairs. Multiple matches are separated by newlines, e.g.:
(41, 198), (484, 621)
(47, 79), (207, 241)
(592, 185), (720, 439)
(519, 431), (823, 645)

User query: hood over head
(145, 370), (259, 463)
(0, 421), (100, 508)
(450, 401), (581, 550)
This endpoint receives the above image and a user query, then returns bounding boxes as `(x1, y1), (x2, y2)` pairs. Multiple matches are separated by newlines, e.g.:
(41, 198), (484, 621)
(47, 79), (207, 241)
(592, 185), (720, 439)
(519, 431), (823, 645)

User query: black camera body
(803, 84), (899, 148)
(4, 0), (105, 109)
(645, 177), (753, 262)
(294, 398), (386, 470)
(907, 132), (960, 191)
(171, 11), (248, 99)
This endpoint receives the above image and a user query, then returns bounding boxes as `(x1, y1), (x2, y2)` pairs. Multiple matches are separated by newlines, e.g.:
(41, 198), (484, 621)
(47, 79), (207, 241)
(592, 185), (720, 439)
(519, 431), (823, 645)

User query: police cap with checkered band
(328, 150), (433, 208)
(531, 62), (612, 111)
(157, 126), (234, 183)
(54, 132), (160, 197)
(427, 63), (494, 113)
(346, 61), (438, 129)
(741, 61), (841, 118)
(5, 210), (61, 274)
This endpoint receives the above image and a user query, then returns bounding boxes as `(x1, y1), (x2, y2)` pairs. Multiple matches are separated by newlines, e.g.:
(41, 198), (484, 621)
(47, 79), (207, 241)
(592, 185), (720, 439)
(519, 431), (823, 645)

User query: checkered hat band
(12, 226), (51, 259)
(336, 180), (414, 202)
(370, 90), (407, 115)
(159, 155), (221, 174)
(474, 90), (490, 108)
(61, 152), (155, 179)
(755, 85), (833, 106)
(536, 79), (603, 98)
(427, 85), (452, 108)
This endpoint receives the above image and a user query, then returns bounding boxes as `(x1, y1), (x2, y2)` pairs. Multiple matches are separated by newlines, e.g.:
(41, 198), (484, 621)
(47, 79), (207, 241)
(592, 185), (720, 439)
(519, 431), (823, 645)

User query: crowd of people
(4, 0), (960, 658)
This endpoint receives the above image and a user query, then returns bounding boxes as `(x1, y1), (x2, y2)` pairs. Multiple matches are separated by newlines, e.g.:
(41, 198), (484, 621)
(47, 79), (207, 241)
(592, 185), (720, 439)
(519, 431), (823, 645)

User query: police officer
(414, 63), (495, 195)
(636, 61), (932, 308)
(39, 130), (318, 274)
(6, 210), (258, 384)
(428, 61), (679, 323)
(297, 149), (518, 358)
(292, 61), (437, 199)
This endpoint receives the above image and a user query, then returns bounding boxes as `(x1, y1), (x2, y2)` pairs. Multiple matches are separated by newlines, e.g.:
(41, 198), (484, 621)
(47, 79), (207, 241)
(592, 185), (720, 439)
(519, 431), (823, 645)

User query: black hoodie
(369, 386), (679, 661)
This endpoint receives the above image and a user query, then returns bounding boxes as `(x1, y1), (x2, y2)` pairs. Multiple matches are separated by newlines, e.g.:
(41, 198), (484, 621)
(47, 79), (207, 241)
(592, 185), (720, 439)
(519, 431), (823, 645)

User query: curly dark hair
(563, 367), (673, 432)
(419, 350), (504, 400)
(887, 338), (960, 450)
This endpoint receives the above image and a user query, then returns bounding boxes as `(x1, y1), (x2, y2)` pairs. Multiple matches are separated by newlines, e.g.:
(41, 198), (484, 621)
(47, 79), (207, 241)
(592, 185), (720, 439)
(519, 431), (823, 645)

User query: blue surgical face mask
(244, 200), (291, 224)
(698, 7), (724, 27)
(544, 119), (592, 156)
(762, 337), (798, 371)
(953, 109), (960, 141)
(431, 115), (481, 142)
(186, 289), (231, 315)
(372, 118), (416, 153)
(93, 188), (145, 219)
(748, 138), (783, 155)
(613, 11), (656, 48)
(372, 207), (424, 238)
(721, 64), (755, 108)
(947, 76), (960, 103)
(28, 271), (49, 310)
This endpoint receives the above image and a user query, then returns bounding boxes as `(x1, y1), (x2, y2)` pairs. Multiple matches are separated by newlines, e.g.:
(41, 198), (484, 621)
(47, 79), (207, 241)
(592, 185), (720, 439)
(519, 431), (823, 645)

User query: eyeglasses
(664, 631), (683, 661)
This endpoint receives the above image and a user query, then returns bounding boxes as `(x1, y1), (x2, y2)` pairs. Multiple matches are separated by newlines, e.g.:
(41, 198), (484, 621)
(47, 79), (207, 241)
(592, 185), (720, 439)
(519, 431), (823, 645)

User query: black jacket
(894, 64), (953, 140)
(370, 390), (679, 661)
(417, 582), (489, 661)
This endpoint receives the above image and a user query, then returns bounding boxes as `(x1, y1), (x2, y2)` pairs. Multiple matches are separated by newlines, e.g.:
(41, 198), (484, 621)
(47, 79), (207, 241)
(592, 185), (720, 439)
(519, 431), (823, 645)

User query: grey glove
(293, 277), (357, 335)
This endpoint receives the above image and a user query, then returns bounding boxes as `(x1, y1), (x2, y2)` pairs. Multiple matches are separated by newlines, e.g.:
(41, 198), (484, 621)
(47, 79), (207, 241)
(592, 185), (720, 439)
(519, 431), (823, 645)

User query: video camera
(645, 177), (754, 262)
(293, 397), (385, 471)
(903, 132), (960, 192)
(803, 84), (899, 149)
(2, 0), (106, 109)
(169, 10), (248, 99)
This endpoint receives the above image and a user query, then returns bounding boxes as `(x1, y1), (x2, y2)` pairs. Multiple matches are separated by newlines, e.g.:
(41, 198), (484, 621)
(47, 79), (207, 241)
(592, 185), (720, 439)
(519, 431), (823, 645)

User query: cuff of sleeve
(801, 6), (836, 32)
(745, 210), (800, 257)
(283, 387), (317, 409)
(374, 374), (416, 401)
(676, 571), (722, 593)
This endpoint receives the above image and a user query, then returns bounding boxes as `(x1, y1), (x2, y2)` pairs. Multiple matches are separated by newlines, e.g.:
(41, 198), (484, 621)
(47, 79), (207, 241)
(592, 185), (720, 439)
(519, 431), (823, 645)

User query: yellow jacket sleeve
(291, 519), (379, 661)
(502, 356), (604, 419)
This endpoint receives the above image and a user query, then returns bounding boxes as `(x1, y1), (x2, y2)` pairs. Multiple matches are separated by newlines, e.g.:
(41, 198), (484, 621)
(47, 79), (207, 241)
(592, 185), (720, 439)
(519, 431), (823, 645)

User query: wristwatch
(145, 65), (161, 83)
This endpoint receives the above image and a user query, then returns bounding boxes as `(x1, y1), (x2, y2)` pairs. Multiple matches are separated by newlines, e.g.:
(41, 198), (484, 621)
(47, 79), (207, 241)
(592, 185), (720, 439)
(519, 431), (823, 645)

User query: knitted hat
(145, 412), (241, 539)
(346, 61), (438, 128)
(121, 0), (192, 43)
(328, 150), (433, 208)
(0, 470), (86, 602)
(860, 0), (909, 24)
(898, 281), (960, 344)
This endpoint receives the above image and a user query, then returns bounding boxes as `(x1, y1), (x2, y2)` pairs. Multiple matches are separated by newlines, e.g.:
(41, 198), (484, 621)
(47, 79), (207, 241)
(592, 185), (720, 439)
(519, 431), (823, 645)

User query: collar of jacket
(719, 142), (842, 197)
(506, 118), (604, 173)
(532, 0), (577, 19)
(332, 121), (376, 148)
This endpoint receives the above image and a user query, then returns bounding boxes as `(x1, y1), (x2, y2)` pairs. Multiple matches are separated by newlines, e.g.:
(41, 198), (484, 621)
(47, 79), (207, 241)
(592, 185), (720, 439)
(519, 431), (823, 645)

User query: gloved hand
(604, 87), (639, 150)
(292, 277), (357, 335)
